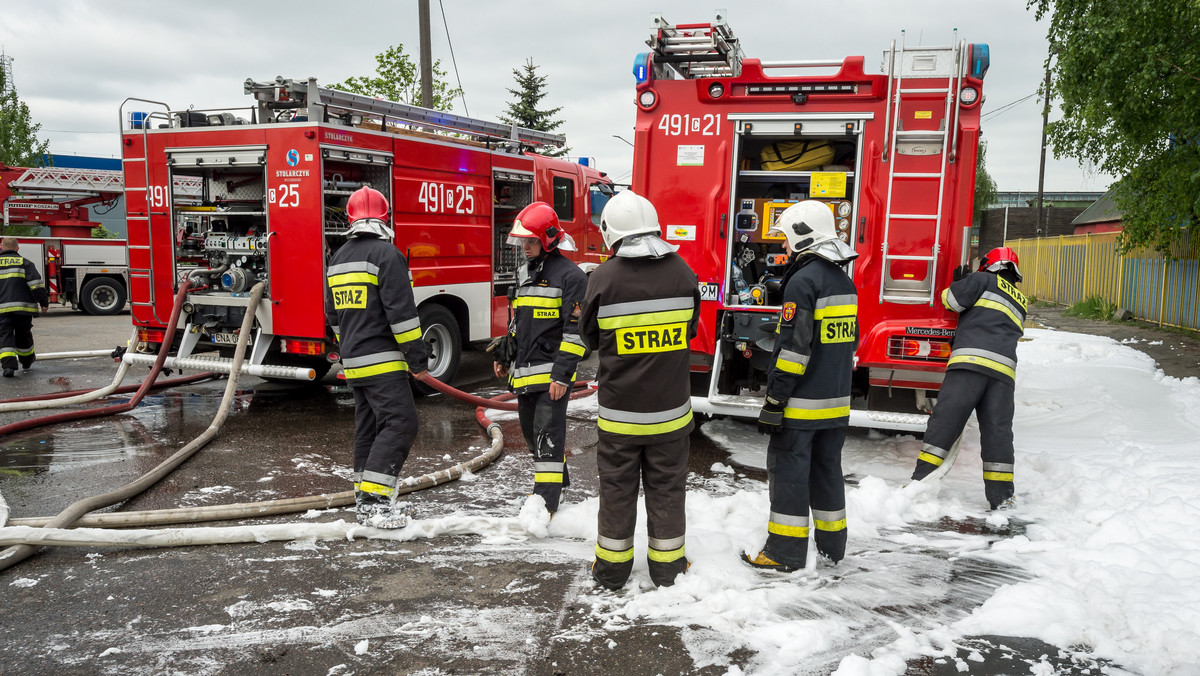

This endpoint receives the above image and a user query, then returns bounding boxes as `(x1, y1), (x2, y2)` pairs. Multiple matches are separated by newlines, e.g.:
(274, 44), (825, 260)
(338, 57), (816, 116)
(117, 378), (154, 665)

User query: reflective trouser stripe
(812, 509), (847, 532)
(344, 360), (409, 379)
(0, 350), (16, 360)
(783, 396), (851, 421)
(647, 535), (686, 563)
(534, 461), (564, 484)
(597, 410), (692, 436)
(15, 346), (33, 356)
(983, 462), (1014, 482)
(596, 534), (635, 563)
(767, 511), (809, 539)
(918, 443), (950, 466)
(357, 481), (395, 497)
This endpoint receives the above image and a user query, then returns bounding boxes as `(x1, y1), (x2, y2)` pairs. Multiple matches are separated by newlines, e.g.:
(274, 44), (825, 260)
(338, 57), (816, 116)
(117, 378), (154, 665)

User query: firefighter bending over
(0, 237), (50, 378)
(494, 202), (588, 514)
(579, 191), (701, 590)
(324, 187), (428, 529)
(748, 201), (858, 573)
(911, 247), (1026, 510)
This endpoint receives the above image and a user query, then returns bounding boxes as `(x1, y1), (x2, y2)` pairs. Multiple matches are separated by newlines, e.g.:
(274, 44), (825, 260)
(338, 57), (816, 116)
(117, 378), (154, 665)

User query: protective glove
(757, 395), (785, 435)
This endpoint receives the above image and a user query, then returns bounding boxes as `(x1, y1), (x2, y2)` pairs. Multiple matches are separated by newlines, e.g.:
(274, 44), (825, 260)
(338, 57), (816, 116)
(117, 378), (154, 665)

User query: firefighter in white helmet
(495, 202), (588, 514)
(746, 200), (858, 572)
(579, 191), (700, 589)
(324, 186), (427, 529)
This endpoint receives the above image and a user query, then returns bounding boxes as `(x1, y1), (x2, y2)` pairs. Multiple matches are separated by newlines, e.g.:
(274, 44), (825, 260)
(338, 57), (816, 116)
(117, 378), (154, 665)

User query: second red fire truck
(630, 13), (989, 430)
(120, 79), (613, 383)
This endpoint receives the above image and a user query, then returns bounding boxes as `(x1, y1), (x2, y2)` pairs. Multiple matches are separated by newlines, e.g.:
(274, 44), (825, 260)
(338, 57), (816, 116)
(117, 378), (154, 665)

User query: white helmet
(599, 191), (661, 249)
(769, 200), (857, 263)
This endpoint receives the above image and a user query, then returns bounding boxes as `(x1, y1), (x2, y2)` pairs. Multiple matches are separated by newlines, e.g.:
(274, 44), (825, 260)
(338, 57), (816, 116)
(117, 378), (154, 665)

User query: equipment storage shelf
(737, 170), (856, 182)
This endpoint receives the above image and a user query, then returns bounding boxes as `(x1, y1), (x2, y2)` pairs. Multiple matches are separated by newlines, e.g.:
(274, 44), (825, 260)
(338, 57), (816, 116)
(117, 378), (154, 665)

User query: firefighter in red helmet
(325, 186), (428, 528)
(911, 246), (1027, 510)
(493, 202), (588, 513)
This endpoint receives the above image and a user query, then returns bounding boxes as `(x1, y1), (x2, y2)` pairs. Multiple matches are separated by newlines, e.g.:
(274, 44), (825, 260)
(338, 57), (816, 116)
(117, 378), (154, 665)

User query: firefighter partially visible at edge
(910, 246), (1026, 510)
(324, 187), (428, 529)
(0, 236), (50, 379)
(493, 202), (589, 514)
(579, 191), (701, 591)
(748, 201), (859, 573)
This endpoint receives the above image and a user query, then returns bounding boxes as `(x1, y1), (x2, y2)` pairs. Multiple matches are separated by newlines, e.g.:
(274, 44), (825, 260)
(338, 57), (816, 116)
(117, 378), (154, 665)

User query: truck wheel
(80, 277), (127, 316)
(415, 304), (461, 395)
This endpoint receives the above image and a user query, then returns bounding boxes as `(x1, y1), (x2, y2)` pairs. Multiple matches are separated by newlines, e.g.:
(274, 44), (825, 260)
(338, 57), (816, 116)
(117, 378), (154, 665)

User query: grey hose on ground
(0, 282), (263, 571)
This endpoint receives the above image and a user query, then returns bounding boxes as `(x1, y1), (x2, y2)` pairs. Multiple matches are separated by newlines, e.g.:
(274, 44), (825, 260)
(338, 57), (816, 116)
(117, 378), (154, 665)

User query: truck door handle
(588, 245), (597, 251)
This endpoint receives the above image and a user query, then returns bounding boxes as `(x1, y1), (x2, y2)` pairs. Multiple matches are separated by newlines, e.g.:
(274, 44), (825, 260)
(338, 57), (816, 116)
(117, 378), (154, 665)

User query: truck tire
(79, 277), (128, 316)
(415, 304), (461, 395)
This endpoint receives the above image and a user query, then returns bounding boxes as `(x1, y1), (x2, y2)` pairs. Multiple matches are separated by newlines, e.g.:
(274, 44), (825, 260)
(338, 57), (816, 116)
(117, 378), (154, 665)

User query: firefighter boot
(742, 551), (799, 573)
(19, 355), (34, 370)
(648, 557), (690, 588)
(356, 492), (412, 529)
(591, 558), (633, 592)
(2, 369), (13, 378)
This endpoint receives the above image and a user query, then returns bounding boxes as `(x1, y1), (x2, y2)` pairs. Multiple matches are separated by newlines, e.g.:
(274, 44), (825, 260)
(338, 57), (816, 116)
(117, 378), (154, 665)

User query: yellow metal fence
(1006, 231), (1200, 333)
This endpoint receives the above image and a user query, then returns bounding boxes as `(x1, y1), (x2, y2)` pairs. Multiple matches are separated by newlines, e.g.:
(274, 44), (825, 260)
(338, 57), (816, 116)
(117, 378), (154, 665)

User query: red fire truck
(0, 164), (133, 315)
(630, 13), (989, 430)
(119, 78), (613, 382)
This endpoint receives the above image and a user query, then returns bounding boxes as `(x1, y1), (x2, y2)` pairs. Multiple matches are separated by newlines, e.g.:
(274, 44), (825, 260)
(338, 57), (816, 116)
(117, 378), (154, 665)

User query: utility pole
(1035, 55), (1052, 235)
(418, 0), (434, 109)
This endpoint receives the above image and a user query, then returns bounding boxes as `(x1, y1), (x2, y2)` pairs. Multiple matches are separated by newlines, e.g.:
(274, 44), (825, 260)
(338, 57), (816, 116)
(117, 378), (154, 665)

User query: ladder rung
(898, 88), (950, 94)
(884, 255), (935, 262)
(895, 130), (945, 137)
(892, 172), (942, 178)
(888, 214), (938, 220)
(881, 294), (934, 304)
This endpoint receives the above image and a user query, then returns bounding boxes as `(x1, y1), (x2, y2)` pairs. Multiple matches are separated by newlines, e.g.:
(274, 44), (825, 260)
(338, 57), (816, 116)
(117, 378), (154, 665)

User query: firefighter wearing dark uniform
(0, 237), (50, 378)
(494, 202), (588, 514)
(324, 187), (428, 529)
(911, 246), (1026, 510)
(748, 201), (858, 573)
(579, 191), (701, 590)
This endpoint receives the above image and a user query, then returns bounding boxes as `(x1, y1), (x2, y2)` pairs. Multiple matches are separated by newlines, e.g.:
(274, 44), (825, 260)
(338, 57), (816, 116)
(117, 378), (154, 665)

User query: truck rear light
(637, 89), (658, 110)
(888, 336), (951, 361)
(281, 339), (326, 356)
(137, 327), (165, 344)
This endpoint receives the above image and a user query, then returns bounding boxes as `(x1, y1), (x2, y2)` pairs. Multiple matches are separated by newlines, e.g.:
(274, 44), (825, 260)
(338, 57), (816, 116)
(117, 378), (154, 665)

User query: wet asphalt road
(0, 308), (1123, 675)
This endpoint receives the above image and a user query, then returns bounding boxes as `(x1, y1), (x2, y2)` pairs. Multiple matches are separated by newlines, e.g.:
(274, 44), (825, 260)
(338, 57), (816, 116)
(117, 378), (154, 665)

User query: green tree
(500, 59), (568, 157)
(973, 138), (998, 225)
(333, 44), (462, 112)
(0, 67), (50, 168)
(1028, 0), (1200, 252)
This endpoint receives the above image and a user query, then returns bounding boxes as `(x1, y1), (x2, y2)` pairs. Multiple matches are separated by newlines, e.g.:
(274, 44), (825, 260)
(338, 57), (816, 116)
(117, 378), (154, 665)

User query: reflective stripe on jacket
(767, 256), (858, 430)
(509, 251), (588, 394)
(941, 271), (1026, 382)
(324, 237), (427, 384)
(0, 253), (49, 314)
(580, 251), (700, 444)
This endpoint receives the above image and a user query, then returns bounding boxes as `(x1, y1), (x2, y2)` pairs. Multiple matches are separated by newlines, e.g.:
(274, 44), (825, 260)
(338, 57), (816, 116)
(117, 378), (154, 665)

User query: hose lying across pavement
(0, 324), (595, 559)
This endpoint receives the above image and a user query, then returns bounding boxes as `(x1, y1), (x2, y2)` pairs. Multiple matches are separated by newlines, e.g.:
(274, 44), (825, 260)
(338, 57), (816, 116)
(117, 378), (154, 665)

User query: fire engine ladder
(646, 10), (743, 78)
(878, 31), (963, 305)
(10, 167), (124, 194)
(246, 77), (565, 148)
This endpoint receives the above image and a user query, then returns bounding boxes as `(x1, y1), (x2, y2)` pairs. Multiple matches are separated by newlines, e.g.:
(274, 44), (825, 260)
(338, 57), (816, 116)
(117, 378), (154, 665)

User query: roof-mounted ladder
(11, 168), (124, 194)
(244, 77), (565, 148)
(878, 31), (965, 306)
(646, 10), (743, 79)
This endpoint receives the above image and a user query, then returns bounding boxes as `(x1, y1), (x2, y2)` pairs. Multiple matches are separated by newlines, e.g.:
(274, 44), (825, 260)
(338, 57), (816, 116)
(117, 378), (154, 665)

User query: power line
(981, 92), (1037, 121)
(438, 0), (468, 116)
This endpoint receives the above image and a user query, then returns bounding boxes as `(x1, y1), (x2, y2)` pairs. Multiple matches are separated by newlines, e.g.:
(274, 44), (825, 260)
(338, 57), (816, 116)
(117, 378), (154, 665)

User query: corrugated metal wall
(1006, 231), (1199, 332)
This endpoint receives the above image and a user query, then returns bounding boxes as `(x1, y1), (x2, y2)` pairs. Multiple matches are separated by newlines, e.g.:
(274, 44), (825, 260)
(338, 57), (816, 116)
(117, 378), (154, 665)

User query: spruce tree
(500, 59), (569, 157)
(0, 67), (51, 167)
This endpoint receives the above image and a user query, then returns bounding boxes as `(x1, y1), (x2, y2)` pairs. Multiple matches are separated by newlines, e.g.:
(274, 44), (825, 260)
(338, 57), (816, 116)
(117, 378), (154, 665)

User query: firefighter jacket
(941, 270), (1026, 382)
(579, 252), (701, 444)
(766, 255), (858, 429)
(324, 236), (428, 384)
(508, 251), (588, 394)
(0, 251), (49, 315)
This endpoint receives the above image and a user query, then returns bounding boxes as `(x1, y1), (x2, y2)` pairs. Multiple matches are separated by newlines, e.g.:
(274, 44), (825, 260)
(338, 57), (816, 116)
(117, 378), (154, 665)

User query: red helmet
(347, 186), (389, 222)
(509, 202), (565, 250)
(980, 246), (1022, 282)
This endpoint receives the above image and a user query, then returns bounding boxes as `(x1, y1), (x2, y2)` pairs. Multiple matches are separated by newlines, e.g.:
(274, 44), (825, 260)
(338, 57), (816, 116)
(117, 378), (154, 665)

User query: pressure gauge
(836, 201), (852, 217)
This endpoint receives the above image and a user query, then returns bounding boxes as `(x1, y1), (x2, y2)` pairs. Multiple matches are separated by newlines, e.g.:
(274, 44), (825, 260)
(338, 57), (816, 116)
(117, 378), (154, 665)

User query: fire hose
(0, 337), (595, 558)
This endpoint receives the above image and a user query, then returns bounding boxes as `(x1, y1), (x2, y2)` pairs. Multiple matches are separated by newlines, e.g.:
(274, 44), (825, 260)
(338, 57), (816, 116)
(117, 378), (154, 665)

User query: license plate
(211, 332), (250, 346)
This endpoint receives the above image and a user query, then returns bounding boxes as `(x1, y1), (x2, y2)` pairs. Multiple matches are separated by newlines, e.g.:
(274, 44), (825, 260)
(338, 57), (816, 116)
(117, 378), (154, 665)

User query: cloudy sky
(2, 0), (1112, 193)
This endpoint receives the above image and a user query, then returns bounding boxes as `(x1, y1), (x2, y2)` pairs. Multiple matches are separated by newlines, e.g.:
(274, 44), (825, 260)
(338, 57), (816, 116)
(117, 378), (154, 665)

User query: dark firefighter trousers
(0, 315), (35, 372)
(518, 390), (571, 512)
(351, 373), (419, 497)
(911, 369), (1015, 508)
(593, 435), (689, 589)
(763, 427), (848, 570)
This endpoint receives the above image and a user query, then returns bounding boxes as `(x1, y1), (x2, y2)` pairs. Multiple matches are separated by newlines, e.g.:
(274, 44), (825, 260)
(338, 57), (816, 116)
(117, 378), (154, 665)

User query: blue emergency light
(632, 52), (651, 84)
(969, 43), (990, 79)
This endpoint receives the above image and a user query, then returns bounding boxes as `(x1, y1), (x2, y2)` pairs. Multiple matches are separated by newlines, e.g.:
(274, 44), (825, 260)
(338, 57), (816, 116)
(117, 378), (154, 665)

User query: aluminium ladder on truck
(243, 77), (566, 148)
(646, 10), (743, 79)
(878, 31), (965, 305)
